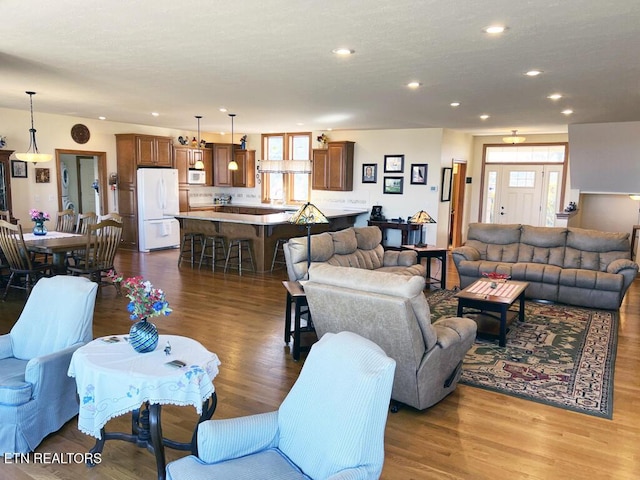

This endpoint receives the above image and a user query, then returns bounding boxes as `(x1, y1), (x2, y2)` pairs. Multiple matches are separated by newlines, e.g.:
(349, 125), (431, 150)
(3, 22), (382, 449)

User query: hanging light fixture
(194, 115), (204, 170)
(15, 91), (52, 163)
(228, 113), (238, 171)
(502, 129), (526, 144)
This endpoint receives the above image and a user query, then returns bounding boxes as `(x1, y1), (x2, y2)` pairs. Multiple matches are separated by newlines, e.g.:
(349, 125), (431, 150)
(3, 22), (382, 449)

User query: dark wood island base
(175, 208), (367, 273)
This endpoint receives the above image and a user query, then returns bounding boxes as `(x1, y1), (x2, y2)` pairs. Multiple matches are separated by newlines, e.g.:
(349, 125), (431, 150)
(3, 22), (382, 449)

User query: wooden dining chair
(55, 209), (76, 233)
(100, 212), (122, 223)
(67, 220), (123, 294)
(0, 210), (10, 222)
(0, 220), (53, 300)
(70, 212), (99, 266)
(75, 212), (98, 234)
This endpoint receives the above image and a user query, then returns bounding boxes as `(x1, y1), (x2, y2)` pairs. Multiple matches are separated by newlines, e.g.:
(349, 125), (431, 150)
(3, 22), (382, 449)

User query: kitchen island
(175, 207), (368, 273)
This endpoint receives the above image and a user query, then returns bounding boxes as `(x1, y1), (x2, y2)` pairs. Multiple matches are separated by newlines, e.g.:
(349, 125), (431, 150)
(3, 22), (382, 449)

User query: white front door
(483, 165), (549, 226)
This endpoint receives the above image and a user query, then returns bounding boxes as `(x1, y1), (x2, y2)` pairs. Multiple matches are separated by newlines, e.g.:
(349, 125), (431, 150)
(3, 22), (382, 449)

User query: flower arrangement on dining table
(29, 209), (50, 223)
(107, 271), (172, 321)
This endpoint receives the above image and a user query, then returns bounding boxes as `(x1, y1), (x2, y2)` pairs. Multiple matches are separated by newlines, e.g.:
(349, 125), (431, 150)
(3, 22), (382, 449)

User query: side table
(401, 244), (448, 289)
(283, 280), (315, 361)
(68, 334), (221, 480)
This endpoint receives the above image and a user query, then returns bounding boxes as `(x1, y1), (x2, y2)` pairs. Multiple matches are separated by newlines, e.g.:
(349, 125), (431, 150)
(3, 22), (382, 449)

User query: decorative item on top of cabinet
(312, 141), (355, 191)
(232, 150), (255, 188)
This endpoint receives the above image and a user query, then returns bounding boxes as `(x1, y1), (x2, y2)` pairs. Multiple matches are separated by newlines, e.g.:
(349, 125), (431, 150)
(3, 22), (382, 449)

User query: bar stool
(224, 239), (255, 275)
(270, 238), (288, 272)
(199, 235), (227, 271)
(178, 232), (204, 267)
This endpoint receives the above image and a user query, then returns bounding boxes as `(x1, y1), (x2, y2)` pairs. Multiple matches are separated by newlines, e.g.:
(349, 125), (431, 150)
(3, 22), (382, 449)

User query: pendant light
(228, 113), (238, 171)
(502, 129), (526, 144)
(194, 115), (204, 170)
(15, 91), (52, 163)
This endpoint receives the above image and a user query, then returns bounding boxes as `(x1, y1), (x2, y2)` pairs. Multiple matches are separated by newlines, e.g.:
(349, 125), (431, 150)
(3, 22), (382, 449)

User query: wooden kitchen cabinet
(211, 144), (233, 187)
(232, 149), (256, 187)
(115, 133), (174, 249)
(175, 145), (213, 186)
(134, 135), (173, 167)
(312, 141), (355, 191)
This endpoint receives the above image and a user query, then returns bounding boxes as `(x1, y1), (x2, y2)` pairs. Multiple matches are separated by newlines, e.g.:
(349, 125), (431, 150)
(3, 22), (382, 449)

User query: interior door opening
(56, 149), (108, 217)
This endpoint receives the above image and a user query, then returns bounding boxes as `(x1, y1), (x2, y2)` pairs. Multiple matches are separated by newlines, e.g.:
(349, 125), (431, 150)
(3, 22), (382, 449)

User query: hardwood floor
(1, 249), (639, 480)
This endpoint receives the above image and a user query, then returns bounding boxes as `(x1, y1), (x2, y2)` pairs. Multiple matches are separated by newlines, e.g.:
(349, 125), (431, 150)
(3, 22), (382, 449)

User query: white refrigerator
(137, 168), (181, 252)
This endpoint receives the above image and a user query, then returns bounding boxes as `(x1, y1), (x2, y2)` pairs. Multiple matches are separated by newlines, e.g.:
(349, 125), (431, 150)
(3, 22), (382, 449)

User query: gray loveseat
(452, 223), (638, 310)
(304, 263), (477, 410)
(283, 226), (425, 281)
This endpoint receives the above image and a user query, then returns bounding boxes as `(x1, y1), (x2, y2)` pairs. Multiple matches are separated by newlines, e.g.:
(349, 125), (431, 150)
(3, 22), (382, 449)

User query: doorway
(55, 149), (107, 217)
(449, 160), (467, 248)
(479, 143), (567, 227)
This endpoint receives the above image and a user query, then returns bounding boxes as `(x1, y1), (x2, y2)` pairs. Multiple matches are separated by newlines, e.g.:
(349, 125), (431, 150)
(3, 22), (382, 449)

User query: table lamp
(409, 210), (436, 247)
(289, 202), (329, 275)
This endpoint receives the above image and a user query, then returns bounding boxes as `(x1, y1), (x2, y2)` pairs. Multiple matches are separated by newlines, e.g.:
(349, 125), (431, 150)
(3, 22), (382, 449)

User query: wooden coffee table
(455, 279), (529, 347)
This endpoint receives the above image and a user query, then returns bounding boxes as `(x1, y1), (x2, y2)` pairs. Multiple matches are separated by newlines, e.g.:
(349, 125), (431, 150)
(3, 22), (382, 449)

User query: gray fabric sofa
(452, 223), (638, 310)
(304, 263), (477, 410)
(283, 226), (425, 281)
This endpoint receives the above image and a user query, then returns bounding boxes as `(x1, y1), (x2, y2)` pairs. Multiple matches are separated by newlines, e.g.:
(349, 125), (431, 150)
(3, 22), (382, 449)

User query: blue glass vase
(129, 319), (159, 353)
(33, 221), (47, 236)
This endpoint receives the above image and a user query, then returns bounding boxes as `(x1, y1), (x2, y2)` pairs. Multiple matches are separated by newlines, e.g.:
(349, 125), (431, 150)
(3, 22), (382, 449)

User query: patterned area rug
(427, 290), (617, 418)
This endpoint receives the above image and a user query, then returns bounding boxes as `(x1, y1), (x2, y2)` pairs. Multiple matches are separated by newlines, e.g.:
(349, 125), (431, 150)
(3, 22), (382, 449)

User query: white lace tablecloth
(22, 231), (80, 241)
(68, 334), (221, 439)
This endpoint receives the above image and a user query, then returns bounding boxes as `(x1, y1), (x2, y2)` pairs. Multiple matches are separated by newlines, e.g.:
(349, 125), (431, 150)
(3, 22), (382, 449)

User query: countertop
(174, 208), (368, 226)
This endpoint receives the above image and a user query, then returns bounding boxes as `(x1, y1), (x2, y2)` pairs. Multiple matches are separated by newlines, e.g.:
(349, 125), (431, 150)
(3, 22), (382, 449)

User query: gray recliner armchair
(304, 263), (477, 410)
(0, 275), (98, 453)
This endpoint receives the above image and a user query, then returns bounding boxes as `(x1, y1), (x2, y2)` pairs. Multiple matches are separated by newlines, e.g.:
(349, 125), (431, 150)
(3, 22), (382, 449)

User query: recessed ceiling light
(547, 93), (563, 100)
(484, 25), (506, 34)
(332, 48), (355, 55)
(407, 81), (422, 89)
(450, 102), (461, 107)
(98, 116), (106, 120)
(525, 70), (543, 77)
(562, 109), (573, 115)
(151, 112), (160, 117)
(219, 107), (228, 112)
(296, 122), (305, 126)
(327, 128), (333, 131)
(480, 114), (490, 120)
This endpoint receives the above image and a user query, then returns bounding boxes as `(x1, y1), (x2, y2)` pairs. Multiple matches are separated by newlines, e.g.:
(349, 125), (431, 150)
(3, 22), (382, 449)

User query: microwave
(188, 170), (206, 185)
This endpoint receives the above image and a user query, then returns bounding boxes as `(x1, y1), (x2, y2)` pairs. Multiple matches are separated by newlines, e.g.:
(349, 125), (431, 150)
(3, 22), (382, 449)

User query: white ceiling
(2, 0), (640, 136)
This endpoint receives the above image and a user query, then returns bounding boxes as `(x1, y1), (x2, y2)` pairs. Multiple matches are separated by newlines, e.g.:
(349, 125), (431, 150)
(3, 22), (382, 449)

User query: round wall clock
(71, 124), (90, 144)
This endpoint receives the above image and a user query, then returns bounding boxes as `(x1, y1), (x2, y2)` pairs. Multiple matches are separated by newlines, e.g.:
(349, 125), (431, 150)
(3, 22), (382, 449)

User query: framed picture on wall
(410, 164), (427, 185)
(384, 155), (404, 173)
(35, 168), (50, 183)
(383, 176), (404, 194)
(362, 163), (377, 183)
(11, 160), (27, 178)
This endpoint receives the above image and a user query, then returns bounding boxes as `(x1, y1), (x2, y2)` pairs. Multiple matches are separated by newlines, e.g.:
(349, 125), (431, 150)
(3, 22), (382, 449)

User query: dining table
(23, 231), (88, 274)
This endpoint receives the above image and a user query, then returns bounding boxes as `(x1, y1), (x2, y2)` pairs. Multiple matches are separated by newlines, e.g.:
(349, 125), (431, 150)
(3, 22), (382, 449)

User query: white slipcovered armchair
(0, 275), (98, 453)
(166, 331), (396, 480)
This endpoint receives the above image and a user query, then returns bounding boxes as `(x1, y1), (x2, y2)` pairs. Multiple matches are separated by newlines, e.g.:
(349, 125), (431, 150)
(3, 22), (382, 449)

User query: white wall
(210, 128), (457, 246)
(569, 122), (640, 194)
(0, 107), (225, 225)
